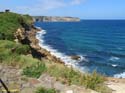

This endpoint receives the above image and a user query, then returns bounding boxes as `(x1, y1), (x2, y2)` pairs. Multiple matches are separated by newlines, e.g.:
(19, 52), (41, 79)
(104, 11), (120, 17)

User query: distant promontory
(33, 16), (80, 22)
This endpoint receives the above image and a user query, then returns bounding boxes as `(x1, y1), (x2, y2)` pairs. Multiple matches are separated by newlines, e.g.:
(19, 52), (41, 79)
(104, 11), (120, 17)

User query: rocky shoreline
(15, 26), (67, 65)
(15, 25), (84, 69)
(16, 26), (125, 78)
(3, 23), (125, 93)
(15, 24), (125, 80)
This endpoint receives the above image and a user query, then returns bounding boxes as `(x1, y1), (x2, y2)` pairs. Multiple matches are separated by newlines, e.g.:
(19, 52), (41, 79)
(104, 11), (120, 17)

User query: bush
(23, 62), (47, 78)
(0, 12), (33, 40)
(0, 40), (33, 67)
(15, 45), (30, 54)
(0, 49), (12, 63)
(35, 87), (57, 93)
(0, 40), (30, 55)
(47, 64), (110, 93)
(82, 71), (105, 89)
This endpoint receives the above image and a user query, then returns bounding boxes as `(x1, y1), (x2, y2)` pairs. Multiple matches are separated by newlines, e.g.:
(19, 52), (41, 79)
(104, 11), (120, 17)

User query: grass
(0, 40), (111, 92)
(23, 61), (47, 78)
(35, 87), (57, 93)
(46, 62), (111, 93)
(0, 40), (32, 67)
(21, 58), (111, 93)
(0, 12), (33, 40)
(0, 11), (111, 93)
(0, 40), (30, 55)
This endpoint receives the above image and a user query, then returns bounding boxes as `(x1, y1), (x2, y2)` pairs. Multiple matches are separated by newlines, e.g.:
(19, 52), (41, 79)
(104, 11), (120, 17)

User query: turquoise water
(35, 20), (125, 78)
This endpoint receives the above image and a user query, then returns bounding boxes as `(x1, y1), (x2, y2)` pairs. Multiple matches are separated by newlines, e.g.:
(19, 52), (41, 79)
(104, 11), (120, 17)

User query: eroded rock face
(18, 27), (65, 64)
(14, 28), (25, 42)
(14, 26), (64, 64)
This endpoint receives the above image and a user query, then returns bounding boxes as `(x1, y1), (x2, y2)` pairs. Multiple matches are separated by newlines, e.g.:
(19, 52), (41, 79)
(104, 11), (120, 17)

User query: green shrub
(0, 40), (30, 55)
(0, 40), (33, 67)
(23, 62), (47, 78)
(35, 87), (57, 93)
(47, 64), (110, 92)
(94, 84), (112, 93)
(15, 45), (30, 54)
(22, 14), (33, 25)
(0, 49), (12, 63)
(0, 12), (33, 40)
(82, 71), (105, 90)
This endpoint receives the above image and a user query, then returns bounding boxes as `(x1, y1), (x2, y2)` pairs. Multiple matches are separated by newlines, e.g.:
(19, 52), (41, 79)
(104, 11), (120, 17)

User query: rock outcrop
(14, 28), (25, 42)
(33, 16), (80, 22)
(70, 55), (81, 60)
(15, 26), (65, 64)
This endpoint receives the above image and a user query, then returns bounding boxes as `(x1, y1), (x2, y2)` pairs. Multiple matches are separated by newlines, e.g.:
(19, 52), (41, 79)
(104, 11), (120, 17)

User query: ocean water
(35, 20), (125, 78)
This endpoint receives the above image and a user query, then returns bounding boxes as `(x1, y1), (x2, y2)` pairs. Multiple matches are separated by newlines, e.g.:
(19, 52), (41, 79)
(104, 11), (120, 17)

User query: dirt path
(106, 77), (125, 93)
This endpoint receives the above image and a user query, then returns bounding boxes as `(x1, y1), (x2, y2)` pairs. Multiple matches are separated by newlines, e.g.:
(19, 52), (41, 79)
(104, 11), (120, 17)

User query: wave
(111, 64), (118, 67)
(36, 28), (88, 72)
(114, 72), (125, 78)
(109, 56), (120, 61)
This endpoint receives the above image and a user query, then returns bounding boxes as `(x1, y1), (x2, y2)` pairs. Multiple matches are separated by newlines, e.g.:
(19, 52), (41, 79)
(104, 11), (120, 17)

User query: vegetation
(15, 45), (30, 54)
(0, 40), (110, 92)
(0, 40), (33, 67)
(23, 62), (46, 78)
(0, 12), (32, 40)
(0, 11), (111, 93)
(46, 63), (111, 93)
(35, 87), (57, 93)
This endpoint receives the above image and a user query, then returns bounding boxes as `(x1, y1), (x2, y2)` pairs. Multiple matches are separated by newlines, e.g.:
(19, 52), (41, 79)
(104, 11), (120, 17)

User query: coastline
(30, 25), (125, 78)
(14, 21), (125, 93)
(1, 11), (125, 93)
(35, 25), (125, 78)
(21, 22), (125, 79)
(35, 28), (87, 70)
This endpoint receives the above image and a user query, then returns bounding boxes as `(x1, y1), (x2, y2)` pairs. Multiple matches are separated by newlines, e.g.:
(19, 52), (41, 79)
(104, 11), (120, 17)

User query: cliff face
(33, 16), (80, 22)
(15, 26), (65, 64)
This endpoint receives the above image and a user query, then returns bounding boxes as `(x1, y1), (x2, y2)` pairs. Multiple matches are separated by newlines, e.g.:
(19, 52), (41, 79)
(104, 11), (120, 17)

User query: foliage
(22, 14), (33, 25)
(0, 40), (30, 54)
(47, 63), (110, 93)
(0, 12), (111, 93)
(0, 40), (110, 92)
(0, 40), (31, 67)
(23, 62), (47, 78)
(35, 87), (57, 93)
(0, 12), (33, 40)
(82, 71), (105, 89)
(14, 45), (30, 54)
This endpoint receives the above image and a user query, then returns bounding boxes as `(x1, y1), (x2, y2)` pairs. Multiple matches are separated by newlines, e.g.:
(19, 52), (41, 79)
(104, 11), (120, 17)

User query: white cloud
(16, 0), (84, 15)
(71, 0), (83, 5)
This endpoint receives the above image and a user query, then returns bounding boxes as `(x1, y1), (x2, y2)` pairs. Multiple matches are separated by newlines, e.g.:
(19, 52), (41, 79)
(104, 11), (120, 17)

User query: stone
(29, 78), (41, 85)
(70, 55), (81, 60)
(66, 90), (73, 93)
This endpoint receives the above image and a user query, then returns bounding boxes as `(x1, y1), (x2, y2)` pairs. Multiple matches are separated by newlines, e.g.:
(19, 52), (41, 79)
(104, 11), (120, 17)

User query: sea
(35, 20), (125, 78)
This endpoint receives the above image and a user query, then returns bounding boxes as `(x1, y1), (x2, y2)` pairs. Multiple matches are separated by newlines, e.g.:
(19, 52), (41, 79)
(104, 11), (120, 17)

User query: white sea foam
(111, 64), (118, 67)
(36, 28), (88, 72)
(109, 56), (120, 61)
(117, 47), (123, 50)
(114, 72), (125, 78)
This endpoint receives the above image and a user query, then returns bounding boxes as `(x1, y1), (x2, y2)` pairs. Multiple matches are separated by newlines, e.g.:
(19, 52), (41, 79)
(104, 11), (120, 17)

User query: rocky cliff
(14, 26), (65, 64)
(33, 16), (80, 22)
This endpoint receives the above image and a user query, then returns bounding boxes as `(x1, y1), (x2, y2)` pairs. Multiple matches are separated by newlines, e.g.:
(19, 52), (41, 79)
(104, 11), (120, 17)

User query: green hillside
(0, 12), (33, 40)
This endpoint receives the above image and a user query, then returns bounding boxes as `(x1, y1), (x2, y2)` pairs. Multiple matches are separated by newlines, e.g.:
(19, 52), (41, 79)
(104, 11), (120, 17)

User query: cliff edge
(33, 16), (80, 22)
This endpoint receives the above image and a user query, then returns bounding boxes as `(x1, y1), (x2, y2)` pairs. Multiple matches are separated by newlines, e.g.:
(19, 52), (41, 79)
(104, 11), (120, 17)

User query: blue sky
(0, 0), (125, 19)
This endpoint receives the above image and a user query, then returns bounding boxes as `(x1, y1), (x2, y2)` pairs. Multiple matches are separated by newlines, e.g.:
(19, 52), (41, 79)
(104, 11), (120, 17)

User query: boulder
(70, 55), (81, 60)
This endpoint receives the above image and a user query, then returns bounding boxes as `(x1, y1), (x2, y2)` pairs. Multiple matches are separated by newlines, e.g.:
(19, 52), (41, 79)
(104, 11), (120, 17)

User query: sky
(0, 0), (125, 19)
